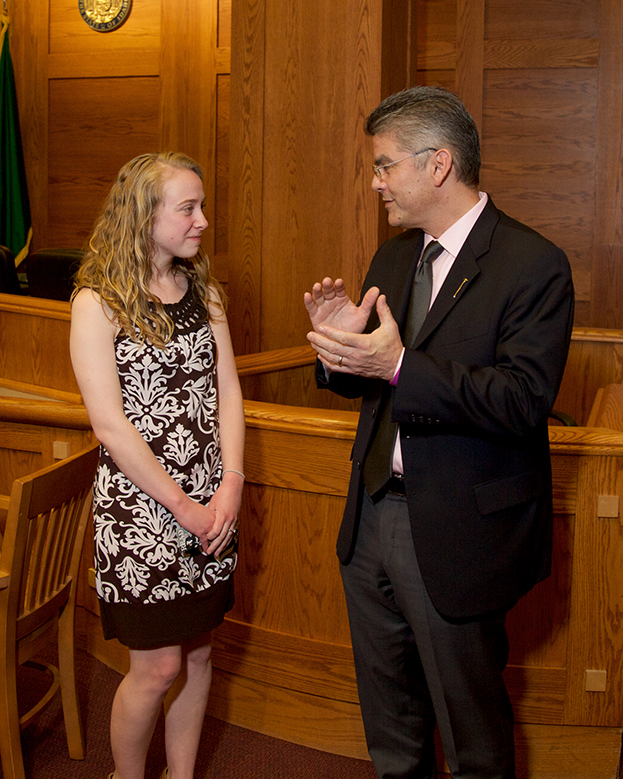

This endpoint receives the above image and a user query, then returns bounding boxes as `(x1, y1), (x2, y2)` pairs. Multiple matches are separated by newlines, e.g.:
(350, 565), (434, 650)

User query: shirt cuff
(389, 348), (405, 386)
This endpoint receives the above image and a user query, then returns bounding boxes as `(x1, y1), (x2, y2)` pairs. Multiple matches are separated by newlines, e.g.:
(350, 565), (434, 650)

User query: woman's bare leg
(163, 633), (213, 779)
(110, 645), (182, 779)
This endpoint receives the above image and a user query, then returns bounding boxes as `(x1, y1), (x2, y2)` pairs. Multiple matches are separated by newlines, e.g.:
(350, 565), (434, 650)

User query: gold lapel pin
(453, 278), (468, 298)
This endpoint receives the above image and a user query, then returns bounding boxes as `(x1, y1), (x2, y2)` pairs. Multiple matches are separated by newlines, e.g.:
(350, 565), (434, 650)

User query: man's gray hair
(365, 86), (481, 188)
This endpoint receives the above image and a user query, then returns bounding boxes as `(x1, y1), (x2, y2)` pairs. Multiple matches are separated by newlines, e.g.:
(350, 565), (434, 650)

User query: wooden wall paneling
(506, 509), (574, 671)
(380, 1), (418, 101)
(0, 422), (93, 493)
(213, 73), (231, 284)
(259, 1), (369, 352)
(48, 0), (160, 57)
(417, 0), (608, 329)
(555, 330), (623, 426)
(591, 244), (623, 332)
(343, 0), (391, 288)
(160, 0), (219, 262)
(417, 0), (456, 63)
(590, 0), (623, 325)
(212, 407), (367, 757)
(218, 0), (232, 48)
(228, 0), (418, 356)
(481, 1), (599, 330)
(564, 453), (623, 727)
(9, 0), (49, 251)
(480, 68), (596, 323)
(377, 1), (419, 246)
(512, 724), (622, 779)
(227, 0), (266, 355)
(0, 296), (76, 391)
(47, 0), (161, 248)
(48, 77), (161, 247)
(591, 0), (623, 327)
(455, 0), (484, 130)
(239, 365), (361, 411)
(209, 669), (369, 759)
(228, 486), (351, 640)
(484, 0), (599, 39)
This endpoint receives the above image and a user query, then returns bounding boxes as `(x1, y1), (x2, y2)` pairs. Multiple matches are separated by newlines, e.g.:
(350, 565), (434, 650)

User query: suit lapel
(370, 231), (424, 335)
(413, 199), (501, 347)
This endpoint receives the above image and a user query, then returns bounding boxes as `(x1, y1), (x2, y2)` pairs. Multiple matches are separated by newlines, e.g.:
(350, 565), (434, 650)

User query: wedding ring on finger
(338, 355), (343, 367)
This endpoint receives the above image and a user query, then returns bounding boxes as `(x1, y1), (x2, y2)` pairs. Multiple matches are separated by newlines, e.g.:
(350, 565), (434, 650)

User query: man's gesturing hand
(306, 294), (404, 381)
(304, 277), (380, 335)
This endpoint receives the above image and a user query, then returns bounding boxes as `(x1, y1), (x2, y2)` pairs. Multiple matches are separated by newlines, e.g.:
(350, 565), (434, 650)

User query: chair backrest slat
(2, 444), (99, 626)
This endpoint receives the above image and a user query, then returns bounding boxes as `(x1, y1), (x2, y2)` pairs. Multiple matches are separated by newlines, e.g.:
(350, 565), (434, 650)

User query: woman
(70, 152), (245, 779)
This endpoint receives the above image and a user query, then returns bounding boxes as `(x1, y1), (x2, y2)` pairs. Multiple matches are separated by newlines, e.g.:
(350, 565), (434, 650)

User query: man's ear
(430, 148), (453, 187)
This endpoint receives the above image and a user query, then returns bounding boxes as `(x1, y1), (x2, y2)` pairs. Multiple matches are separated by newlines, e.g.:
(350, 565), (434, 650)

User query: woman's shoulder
(71, 287), (119, 334)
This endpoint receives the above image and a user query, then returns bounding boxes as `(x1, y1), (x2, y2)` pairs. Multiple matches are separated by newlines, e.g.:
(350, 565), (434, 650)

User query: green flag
(0, 10), (32, 267)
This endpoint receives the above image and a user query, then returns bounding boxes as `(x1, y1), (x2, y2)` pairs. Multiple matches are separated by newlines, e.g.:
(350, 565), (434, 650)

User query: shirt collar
(424, 192), (488, 259)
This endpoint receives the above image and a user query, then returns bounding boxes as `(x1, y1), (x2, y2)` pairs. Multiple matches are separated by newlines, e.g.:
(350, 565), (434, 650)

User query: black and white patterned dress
(92, 285), (236, 648)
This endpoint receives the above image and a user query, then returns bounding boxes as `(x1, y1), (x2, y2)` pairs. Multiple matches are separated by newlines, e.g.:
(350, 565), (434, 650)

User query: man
(304, 86), (574, 779)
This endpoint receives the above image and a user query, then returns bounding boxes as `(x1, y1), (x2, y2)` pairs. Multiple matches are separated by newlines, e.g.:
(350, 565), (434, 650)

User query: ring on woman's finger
(338, 355), (343, 367)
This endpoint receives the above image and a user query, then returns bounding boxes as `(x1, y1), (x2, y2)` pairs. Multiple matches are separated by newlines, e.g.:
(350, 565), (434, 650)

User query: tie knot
(421, 240), (443, 265)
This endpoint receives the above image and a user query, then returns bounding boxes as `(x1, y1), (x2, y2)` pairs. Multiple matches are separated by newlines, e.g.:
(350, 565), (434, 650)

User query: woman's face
(151, 167), (208, 265)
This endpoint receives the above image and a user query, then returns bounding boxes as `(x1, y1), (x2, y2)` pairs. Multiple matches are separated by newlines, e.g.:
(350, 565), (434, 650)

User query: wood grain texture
(593, 0), (623, 251)
(456, 0), (484, 129)
(591, 244), (623, 329)
(564, 453), (623, 727)
(48, 50), (160, 79)
(0, 298), (76, 391)
(480, 69), (597, 270)
(227, 0), (265, 354)
(160, 0), (219, 261)
(213, 73), (231, 282)
(218, 0), (232, 48)
(258, 0), (381, 352)
(512, 723), (622, 779)
(46, 387), (623, 769)
(49, 0), (160, 56)
(227, 0), (410, 355)
(48, 77), (160, 248)
(586, 384), (623, 431)
(209, 669), (369, 759)
(555, 330), (623, 426)
(484, 0), (598, 39)
(415, 0), (621, 331)
(212, 619), (358, 701)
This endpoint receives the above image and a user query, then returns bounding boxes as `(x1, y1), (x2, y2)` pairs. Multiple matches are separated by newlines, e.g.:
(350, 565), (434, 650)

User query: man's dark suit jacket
(319, 197), (575, 619)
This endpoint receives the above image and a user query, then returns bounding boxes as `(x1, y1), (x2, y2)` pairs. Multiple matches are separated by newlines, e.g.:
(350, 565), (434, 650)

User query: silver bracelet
(223, 468), (245, 480)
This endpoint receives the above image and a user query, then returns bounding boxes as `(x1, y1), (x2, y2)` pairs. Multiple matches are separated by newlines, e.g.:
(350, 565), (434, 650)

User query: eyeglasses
(372, 148), (437, 181)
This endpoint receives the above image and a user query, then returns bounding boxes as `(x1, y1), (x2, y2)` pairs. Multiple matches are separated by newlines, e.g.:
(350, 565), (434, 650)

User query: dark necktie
(404, 240), (443, 345)
(362, 240), (444, 498)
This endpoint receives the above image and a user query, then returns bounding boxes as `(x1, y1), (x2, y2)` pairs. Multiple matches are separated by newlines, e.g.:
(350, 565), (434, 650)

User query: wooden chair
(0, 443), (99, 779)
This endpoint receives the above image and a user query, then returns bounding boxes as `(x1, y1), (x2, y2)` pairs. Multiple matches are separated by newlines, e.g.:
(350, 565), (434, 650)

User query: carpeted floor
(7, 647), (377, 779)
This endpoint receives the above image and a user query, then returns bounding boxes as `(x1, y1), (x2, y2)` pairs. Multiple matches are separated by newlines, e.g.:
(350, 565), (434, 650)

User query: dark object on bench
(24, 248), (85, 301)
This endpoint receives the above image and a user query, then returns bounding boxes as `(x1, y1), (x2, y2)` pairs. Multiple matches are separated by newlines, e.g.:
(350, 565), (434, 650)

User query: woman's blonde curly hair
(73, 151), (225, 348)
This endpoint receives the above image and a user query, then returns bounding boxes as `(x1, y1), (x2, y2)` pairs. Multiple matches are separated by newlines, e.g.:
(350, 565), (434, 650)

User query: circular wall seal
(78, 0), (132, 33)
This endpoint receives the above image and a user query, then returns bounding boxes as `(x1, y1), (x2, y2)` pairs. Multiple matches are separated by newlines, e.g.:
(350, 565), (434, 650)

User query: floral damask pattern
(92, 288), (236, 605)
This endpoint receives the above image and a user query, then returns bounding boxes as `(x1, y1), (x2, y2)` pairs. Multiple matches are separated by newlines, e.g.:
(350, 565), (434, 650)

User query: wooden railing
(4, 295), (623, 774)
